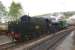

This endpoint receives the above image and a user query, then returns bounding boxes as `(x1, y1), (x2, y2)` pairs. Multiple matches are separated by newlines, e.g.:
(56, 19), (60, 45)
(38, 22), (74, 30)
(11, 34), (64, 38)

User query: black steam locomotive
(8, 15), (68, 41)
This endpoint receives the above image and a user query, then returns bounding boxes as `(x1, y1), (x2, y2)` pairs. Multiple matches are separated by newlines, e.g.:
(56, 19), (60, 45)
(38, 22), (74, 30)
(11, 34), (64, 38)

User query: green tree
(62, 11), (75, 18)
(0, 1), (7, 16)
(0, 1), (8, 23)
(8, 2), (22, 20)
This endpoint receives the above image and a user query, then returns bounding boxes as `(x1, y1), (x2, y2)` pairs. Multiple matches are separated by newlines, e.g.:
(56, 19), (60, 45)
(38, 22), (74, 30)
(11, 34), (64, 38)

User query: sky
(0, 0), (75, 16)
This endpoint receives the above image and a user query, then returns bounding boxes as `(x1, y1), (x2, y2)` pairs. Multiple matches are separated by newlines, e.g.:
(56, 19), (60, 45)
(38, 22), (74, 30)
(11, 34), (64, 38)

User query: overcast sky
(0, 0), (75, 16)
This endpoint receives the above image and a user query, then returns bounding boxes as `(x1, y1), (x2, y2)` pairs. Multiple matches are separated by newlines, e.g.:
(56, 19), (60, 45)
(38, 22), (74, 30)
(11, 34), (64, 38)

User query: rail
(0, 26), (75, 50)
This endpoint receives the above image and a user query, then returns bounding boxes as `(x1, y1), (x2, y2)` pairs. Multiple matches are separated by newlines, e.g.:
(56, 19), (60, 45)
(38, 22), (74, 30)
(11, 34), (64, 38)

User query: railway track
(0, 41), (16, 50)
(29, 29), (71, 50)
(48, 31), (70, 50)
(0, 26), (75, 50)
(27, 26), (75, 50)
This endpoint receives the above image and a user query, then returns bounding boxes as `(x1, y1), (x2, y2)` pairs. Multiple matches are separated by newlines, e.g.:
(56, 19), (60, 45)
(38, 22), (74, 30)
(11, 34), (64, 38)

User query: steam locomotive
(8, 15), (68, 41)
